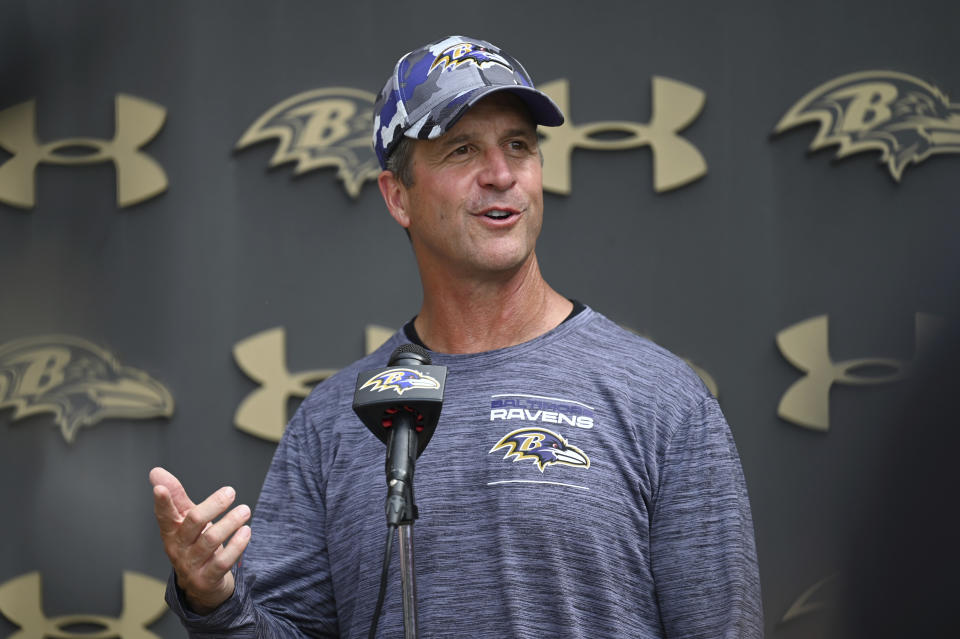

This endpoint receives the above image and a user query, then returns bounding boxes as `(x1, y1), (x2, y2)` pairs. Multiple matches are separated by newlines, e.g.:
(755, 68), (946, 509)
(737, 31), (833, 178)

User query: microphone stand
(397, 524), (418, 639)
(385, 410), (420, 639)
(353, 344), (445, 639)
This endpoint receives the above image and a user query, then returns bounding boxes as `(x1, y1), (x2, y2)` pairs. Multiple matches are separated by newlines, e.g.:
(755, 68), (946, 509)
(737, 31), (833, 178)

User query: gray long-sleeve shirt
(168, 306), (763, 637)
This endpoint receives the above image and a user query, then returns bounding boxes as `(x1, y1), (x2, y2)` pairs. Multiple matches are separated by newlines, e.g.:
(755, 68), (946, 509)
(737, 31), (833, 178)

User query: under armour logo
(0, 94), (168, 208)
(0, 571), (167, 638)
(780, 573), (838, 623)
(538, 77), (707, 194)
(776, 313), (944, 431)
(233, 324), (393, 441)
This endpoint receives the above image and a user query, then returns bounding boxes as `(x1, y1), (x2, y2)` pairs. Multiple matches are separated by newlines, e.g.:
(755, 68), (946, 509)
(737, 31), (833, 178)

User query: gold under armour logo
(539, 77), (707, 193)
(776, 313), (944, 431)
(0, 94), (168, 208)
(233, 325), (393, 441)
(0, 571), (167, 638)
(780, 573), (837, 623)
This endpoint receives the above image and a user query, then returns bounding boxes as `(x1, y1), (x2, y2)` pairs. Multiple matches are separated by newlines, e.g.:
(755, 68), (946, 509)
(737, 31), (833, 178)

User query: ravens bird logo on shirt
(490, 427), (590, 473)
(774, 70), (960, 181)
(0, 335), (174, 443)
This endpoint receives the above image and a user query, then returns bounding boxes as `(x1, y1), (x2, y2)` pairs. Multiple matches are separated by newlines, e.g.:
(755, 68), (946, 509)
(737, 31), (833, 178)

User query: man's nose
(477, 148), (516, 190)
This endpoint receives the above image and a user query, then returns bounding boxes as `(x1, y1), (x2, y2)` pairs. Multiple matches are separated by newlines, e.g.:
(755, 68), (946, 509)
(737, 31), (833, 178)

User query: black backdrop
(2, 1), (958, 636)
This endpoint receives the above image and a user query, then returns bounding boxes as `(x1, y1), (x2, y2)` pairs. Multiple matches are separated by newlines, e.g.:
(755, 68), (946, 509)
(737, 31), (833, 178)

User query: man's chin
(465, 247), (538, 278)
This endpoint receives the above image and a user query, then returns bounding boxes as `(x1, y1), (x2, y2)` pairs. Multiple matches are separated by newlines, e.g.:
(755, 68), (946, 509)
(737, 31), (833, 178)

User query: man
(151, 35), (763, 637)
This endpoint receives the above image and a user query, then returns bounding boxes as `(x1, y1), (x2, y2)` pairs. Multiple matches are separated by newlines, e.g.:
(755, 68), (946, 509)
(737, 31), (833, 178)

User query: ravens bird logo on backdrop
(490, 427), (590, 473)
(235, 88), (381, 199)
(0, 335), (174, 443)
(774, 70), (960, 181)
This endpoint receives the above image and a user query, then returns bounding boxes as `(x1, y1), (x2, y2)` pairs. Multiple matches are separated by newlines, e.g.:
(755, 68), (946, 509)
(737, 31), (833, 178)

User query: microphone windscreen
(389, 343), (431, 366)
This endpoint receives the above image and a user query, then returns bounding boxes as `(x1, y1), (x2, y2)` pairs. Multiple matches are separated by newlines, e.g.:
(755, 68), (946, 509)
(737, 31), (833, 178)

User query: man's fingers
(207, 524), (252, 576)
(178, 486), (237, 543)
(152, 484), (184, 535)
(192, 504), (252, 555)
(183, 521), (251, 597)
(149, 467), (195, 515)
(177, 525), (250, 613)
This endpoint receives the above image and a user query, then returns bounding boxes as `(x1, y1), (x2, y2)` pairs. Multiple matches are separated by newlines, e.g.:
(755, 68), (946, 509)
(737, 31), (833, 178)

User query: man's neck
(413, 254), (573, 354)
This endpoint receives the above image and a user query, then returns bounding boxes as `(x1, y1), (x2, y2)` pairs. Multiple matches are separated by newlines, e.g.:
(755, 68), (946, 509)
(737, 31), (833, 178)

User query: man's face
(387, 92), (544, 280)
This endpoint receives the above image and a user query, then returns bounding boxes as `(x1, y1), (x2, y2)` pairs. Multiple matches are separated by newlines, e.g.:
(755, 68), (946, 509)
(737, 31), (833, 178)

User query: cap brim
(406, 85), (565, 141)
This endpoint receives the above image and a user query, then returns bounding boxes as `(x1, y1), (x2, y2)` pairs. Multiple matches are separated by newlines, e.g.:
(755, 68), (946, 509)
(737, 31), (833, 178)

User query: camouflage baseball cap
(373, 35), (565, 169)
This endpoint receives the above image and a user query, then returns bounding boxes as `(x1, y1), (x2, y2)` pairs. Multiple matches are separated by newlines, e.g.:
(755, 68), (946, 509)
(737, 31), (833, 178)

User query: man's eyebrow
(503, 128), (540, 142)
(437, 133), (472, 149)
(438, 127), (537, 148)
(502, 127), (537, 141)
(431, 124), (539, 160)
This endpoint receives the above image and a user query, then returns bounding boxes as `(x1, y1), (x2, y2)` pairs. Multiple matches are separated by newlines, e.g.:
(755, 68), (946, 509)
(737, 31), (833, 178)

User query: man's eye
(451, 145), (470, 155)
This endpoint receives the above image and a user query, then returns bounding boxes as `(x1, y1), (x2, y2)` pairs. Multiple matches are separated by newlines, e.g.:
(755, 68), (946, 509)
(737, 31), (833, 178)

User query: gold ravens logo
(0, 335), (174, 443)
(235, 88), (381, 199)
(775, 70), (960, 181)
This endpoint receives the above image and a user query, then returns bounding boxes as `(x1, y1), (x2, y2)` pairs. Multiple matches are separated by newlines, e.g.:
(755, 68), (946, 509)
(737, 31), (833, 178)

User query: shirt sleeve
(649, 396), (764, 638)
(164, 405), (339, 638)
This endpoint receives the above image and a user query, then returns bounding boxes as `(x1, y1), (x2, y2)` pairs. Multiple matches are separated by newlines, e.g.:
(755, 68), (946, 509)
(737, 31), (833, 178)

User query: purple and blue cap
(372, 35), (565, 169)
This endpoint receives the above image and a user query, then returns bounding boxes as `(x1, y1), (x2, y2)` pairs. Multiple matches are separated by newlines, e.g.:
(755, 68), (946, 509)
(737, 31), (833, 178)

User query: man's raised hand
(149, 467), (252, 614)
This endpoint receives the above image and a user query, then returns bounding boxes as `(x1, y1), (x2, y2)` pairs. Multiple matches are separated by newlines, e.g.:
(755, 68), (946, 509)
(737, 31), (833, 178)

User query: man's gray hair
(385, 137), (415, 187)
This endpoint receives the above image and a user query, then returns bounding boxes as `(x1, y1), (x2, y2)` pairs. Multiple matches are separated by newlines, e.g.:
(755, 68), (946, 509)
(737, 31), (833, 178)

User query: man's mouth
(483, 209), (516, 220)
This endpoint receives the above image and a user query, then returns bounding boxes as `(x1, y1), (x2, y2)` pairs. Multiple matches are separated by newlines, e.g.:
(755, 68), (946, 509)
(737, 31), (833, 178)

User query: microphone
(353, 344), (446, 526)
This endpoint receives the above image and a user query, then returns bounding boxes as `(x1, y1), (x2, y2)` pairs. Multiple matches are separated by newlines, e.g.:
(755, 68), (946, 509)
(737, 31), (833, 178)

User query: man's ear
(378, 170), (411, 229)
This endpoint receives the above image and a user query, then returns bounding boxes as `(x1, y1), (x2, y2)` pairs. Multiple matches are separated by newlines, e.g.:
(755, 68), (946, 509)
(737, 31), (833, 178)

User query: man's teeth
(485, 210), (511, 219)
